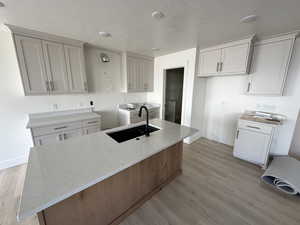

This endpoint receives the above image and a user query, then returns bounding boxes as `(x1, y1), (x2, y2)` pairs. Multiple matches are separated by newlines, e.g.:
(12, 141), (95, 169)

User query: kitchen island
(18, 119), (197, 225)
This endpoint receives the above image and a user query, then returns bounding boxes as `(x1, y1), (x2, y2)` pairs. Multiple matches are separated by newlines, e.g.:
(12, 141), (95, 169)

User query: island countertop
(18, 119), (198, 221)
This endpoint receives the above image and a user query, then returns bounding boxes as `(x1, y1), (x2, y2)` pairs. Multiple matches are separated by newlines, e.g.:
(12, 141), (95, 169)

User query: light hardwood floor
(1, 138), (300, 225)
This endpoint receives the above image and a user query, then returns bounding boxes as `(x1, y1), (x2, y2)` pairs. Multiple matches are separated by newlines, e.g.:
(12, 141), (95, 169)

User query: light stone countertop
(18, 119), (198, 221)
(27, 112), (101, 128)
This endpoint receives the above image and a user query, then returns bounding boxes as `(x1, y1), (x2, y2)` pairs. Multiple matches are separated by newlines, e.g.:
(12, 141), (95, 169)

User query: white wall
(290, 111), (300, 157)
(147, 48), (197, 132)
(192, 38), (300, 156)
(0, 31), (147, 170)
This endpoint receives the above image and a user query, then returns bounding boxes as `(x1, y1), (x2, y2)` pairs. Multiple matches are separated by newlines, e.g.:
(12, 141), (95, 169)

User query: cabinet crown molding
(5, 24), (84, 47)
(200, 34), (256, 53)
(254, 31), (300, 45)
(123, 51), (154, 61)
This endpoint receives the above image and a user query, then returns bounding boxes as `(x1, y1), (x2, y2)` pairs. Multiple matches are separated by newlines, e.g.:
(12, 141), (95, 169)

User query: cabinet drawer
(82, 118), (101, 127)
(32, 122), (82, 137)
(238, 120), (273, 134)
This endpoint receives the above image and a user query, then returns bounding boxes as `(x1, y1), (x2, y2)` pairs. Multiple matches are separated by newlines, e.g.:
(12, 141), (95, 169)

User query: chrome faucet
(138, 106), (150, 136)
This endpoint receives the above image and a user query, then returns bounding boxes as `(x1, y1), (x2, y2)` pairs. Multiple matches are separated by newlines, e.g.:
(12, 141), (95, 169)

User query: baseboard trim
(184, 131), (202, 144)
(0, 154), (28, 171)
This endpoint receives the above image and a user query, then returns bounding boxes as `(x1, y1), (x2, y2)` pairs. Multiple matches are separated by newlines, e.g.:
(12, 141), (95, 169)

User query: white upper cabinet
(14, 35), (49, 95)
(198, 49), (220, 76)
(122, 52), (154, 93)
(42, 41), (69, 94)
(246, 33), (298, 96)
(197, 36), (255, 77)
(7, 24), (87, 96)
(220, 43), (250, 75)
(64, 45), (88, 93)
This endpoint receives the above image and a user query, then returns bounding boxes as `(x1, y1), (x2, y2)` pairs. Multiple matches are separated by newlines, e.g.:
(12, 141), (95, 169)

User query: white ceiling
(1, 0), (300, 56)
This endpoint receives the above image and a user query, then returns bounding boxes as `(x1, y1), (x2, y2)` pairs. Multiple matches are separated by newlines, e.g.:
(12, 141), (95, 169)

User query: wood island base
(37, 141), (183, 225)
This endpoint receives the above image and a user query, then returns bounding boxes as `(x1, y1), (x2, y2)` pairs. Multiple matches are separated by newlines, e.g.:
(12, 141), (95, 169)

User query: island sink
(107, 124), (160, 143)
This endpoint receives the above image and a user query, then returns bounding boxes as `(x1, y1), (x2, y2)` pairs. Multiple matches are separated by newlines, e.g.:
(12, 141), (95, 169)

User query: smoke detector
(152, 48), (160, 51)
(240, 15), (258, 23)
(152, 11), (165, 20)
(0, 2), (5, 7)
(98, 31), (112, 38)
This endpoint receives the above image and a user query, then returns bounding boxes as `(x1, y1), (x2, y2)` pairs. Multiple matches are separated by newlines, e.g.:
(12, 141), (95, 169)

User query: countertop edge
(18, 129), (194, 221)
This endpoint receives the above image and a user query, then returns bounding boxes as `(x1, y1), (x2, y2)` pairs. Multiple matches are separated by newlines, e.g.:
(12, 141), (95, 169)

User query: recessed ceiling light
(0, 2), (5, 7)
(98, 32), (112, 38)
(240, 15), (258, 23)
(152, 48), (160, 51)
(152, 11), (165, 20)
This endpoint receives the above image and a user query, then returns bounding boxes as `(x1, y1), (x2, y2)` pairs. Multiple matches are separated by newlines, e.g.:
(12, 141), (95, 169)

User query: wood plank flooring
(1, 138), (300, 225)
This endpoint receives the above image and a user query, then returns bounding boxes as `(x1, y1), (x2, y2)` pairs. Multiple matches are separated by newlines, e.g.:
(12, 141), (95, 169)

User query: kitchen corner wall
(192, 38), (300, 156)
(0, 31), (146, 170)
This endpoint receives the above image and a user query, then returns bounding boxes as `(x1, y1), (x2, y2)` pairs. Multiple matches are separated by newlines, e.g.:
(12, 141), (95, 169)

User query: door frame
(162, 66), (186, 125)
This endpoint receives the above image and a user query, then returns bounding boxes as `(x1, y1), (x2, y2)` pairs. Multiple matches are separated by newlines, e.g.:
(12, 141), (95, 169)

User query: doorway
(164, 68), (184, 124)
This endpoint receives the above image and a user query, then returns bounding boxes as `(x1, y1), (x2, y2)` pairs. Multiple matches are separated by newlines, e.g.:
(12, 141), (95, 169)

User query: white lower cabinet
(62, 129), (83, 140)
(32, 119), (101, 147)
(118, 107), (160, 126)
(234, 129), (271, 165)
(83, 126), (101, 135)
(34, 133), (62, 146)
(233, 120), (277, 169)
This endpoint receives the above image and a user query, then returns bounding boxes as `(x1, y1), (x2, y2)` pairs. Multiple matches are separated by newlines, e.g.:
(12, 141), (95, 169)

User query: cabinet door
(126, 56), (136, 92)
(198, 49), (221, 77)
(233, 129), (270, 165)
(43, 41), (69, 94)
(62, 129), (83, 140)
(142, 59), (154, 92)
(34, 133), (62, 146)
(64, 45), (88, 93)
(248, 39), (294, 95)
(14, 35), (49, 95)
(83, 126), (101, 135)
(220, 43), (250, 75)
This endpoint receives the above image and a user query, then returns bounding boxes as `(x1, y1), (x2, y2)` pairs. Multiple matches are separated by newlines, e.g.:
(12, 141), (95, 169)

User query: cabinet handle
(247, 82), (251, 92)
(87, 121), (98, 124)
(246, 125), (260, 130)
(45, 81), (50, 92)
(236, 130), (239, 139)
(50, 81), (54, 91)
(54, 126), (67, 130)
(220, 62), (223, 72)
(84, 82), (88, 91)
(216, 62), (219, 72)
